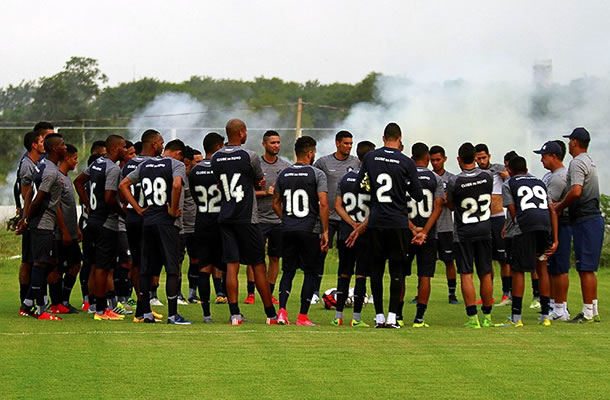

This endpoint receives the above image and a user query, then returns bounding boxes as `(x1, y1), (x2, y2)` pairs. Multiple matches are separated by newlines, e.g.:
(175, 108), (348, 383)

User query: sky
(1, 1), (610, 87)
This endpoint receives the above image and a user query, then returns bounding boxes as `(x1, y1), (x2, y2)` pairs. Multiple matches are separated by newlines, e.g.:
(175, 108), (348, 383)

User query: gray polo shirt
(181, 177), (196, 234)
(542, 167), (569, 224)
(19, 155), (37, 188)
(258, 156), (292, 224)
(566, 153), (601, 224)
(56, 170), (79, 240)
(435, 169), (455, 233)
(32, 159), (63, 231)
(313, 153), (360, 221)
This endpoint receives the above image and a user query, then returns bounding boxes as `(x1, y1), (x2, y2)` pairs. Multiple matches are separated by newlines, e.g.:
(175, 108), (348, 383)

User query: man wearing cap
(554, 127), (603, 323)
(535, 141), (571, 320)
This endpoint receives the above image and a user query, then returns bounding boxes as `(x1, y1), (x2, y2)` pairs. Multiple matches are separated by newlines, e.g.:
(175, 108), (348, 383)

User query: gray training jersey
(31, 159), (63, 231)
(313, 153), (360, 221)
(542, 167), (569, 224)
(258, 156), (292, 224)
(181, 177), (196, 234)
(56, 170), (79, 240)
(435, 170), (455, 233)
(566, 153), (601, 224)
(19, 155), (37, 189)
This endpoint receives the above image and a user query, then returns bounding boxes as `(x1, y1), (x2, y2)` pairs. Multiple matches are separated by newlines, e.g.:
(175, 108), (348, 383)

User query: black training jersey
(337, 169), (371, 241)
(126, 156), (186, 228)
(275, 163), (328, 233)
(210, 145), (262, 224)
(84, 157), (121, 231)
(121, 155), (151, 225)
(189, 159), (222, 231)
(447, 167), (493, 241)
(504, 173), (551, 233)
(357, 147), (423, 229)
(407, 166), (444, 238)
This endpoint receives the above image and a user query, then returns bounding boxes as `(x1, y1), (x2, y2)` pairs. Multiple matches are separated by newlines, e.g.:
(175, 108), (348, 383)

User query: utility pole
(295, 98), (303, 140)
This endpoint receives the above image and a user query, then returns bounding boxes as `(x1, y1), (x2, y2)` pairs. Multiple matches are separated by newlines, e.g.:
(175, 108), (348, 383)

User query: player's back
(507, 173), (550, 233)
(86, 157), (120, 230)
(408, 166), (444, 236)
(337, 169), (370, 240)
(138, 156), (184, 227)
(448, 167), (493, 241)
(435, 170), (455, 233)
(190, 159), (222, 230)
(276, 163), (326, 233)
(211, 145), (261, 224)
(122, 155), (151, 225)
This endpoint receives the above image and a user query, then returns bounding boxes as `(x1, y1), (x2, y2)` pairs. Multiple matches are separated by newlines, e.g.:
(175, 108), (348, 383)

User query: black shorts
(368, 227), (411, 262)
(193, 227), (224, 270)
(548, 224), (571, 275)
(81, 226), (96, 266)
(491, 216), (507, 263)
(455, 239), (493, 276)
(406, 239), (437, 277)
(56, 239), (82, 270)
(141, 224), (182, 275)
(126, 223), (143, 267)
(179, 233), (197, 265)
(220, 223), (265, 266)
(21, 228), (33, 265)
(118, 231), (131, 265)
(327, 220), (340, 249)
(30, 228), (57, 265)
(259, 223), (282, 257)
(504, 237), (513, 265)
(337, 236), (371, 277)
(436, 231), (455, 262)
(88, 225), (119, 271)
(282, 231), (320, 273)
(511, 230), (551, 273)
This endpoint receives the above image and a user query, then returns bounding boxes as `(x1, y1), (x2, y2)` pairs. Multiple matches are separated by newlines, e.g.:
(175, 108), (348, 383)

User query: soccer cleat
(331, 318), (343, 327)
(277, 308), (290, 325)
(168, 314), (192, 325)
(593, 315), (601, 323)
(271, 296), (279, 305)
(529, 297), (541, 309)
(409, 296), (418, 304)
(374, 322), (386, 328)
(215, 296), (228, 304)
(152, 310), (163, 321)
(296, 314), (315, 326)
(177, 296), (189, 306)
(230, 315), (243, 326)
(106, 309), (125, 320)
(37, 311), (61, 320)
(113, 302), (133, 315)
(187, 296), (201, 304)
(19, 305), (36, 317)
(87, 305), (97, 314)
(495, 295), (512, 307)
(243, 294), (255, 304)
(49, 304), (70, 314)
(143, 317), (155, 323)
(351, 319), (370, 328)
(133, 317), (144, 323)
(397, 318), (405, 327)
(481, 315), (495, 328)
(63, 303), (81, 314)
(550, 312), (570, 321)
(150, 297), (164, 306)
(203, 316), (213, 323)
(94, 312), (109, 321)
(448, 295), (461, 304)
(539, 317), (551, 327)
(310, 294), (320, 305)
(497, 317), (523, 327)
(412, 321), (430, 328)
(81, 301), (90, 311)
(385, 322), (402, 329)
(265, 317), (279, 325)
(464, 316), (481, 329)
(126, 298), (138, 308)
(568, 312), (594, 324)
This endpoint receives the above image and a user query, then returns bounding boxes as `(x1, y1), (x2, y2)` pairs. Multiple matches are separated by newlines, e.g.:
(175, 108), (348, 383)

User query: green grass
(0, 229), (609, 399)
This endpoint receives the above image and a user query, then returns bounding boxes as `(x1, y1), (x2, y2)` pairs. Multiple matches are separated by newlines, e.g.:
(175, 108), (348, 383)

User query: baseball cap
(533, 141), (562, 156)
(563, 127), (590, 141)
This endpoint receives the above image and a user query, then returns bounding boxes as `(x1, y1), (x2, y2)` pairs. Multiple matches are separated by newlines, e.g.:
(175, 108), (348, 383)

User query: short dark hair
(23, 131), (41, 152)
(553, 140), (566, 161)
(141, 129), (161, 144)
(429, 145), (446, 157)
(192, 149), (202, 156)
(90, 140), (106, 155)
(164, 139), (185, 153)
(295, 136), (317, 157)
(383, 122), (401, 140)
(33, 121), (54, 134)
(125, 140), (134, 149)
(356, 141), (375, 161)
(411, 142), (429, 161)
(575, 138), (590, 150)
(87, 154), (101, 166)
(134, 141), (143, 155)
(458, 142), (476, 164)
(183, 145), (196, 161)
(203, 132), (224, 154)
(263, 130), (280, 141)
(66, 144), (78, 155)
(474, 143), (489, 154)
(105, 134), (124, 150)
(508, 156), (527, 173)
(335, 130), (352, 142)
(503, 150), (519, 163)
(43, 133), (63, 153)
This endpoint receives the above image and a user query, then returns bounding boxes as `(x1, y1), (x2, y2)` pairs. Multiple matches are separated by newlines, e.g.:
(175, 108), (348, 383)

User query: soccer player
(536, 141), (571, 320)
(554, 127), (603, 323)
(122, 130), (165, 321)
(121, 139), (192, 325)
(190, 132), (226, 322)
(404, 143), (445, 328)
(332, 140), (375, 327)
(52, 144), (82, 314)
(429, 145), (460, 304)
(249, 130), (292, 305)
(348, 122), (424, 328)
(273, 136), (329, 326)
(502, 156), (558, 326)
(179, 145), (200, 305)
(18, 133), (66, 320)
(210, 118), (277, 325)
(312, 131), (360, 304)
(447, 142), (494, 329)
(74, 135), (127, 321)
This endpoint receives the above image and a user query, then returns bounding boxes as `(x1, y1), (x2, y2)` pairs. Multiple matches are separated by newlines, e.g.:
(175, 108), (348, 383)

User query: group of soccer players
(13, 119), (604, 328)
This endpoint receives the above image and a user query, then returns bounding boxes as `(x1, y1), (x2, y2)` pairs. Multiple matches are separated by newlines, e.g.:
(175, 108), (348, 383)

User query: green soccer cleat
(497, 317), (523, 327)
(331, 318), (343, 327)
(126, 298), (137, 308)
(529, 297), (541, 309)
(412, 321), (430, 328)
(539, 317), (551, 327)
(350, 319), (370, 328)
(481, 315), (495, 327)
(397, 318), (405, 327)
(593, 315), (601, 323)
(464, 315), (481, 329)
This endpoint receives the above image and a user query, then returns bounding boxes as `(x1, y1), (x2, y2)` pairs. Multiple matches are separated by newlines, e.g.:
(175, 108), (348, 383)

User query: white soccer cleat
(150, 297), (164, 306)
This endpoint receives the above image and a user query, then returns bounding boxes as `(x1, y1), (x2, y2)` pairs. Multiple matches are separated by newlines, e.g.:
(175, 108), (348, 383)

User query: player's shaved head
(411, 142), (429, 161)
(141, 129), (161, 144)
(356, 141), (375, 161)
(44, 133), (63, 154)
(458, 142), (476, 164)
(383, 122), (402, 140)
(226, 118), (246, 140)
(105, 134), (125, 150)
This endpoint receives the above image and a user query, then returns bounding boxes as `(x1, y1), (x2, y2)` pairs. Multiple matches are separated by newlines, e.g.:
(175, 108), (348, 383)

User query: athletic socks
(166, 274), (178, 317)
(198, 272), (211, 317)
(336, 276), (350, 313)
(106, 291), (117, 309)
(353, 312), (361, 322)
(49, 280), (63, 306)
(466, 305), (477, 317)
(592, 299), (599, 316)
(387, 312), (397, 325)
(447, 278), (457, 297)
(62, 274), (77, 304)
(414, 303), (427, 323)
(269, 282), (275, 294)
(512, 296), (523, 322)
(96, 296), (106, 315)
(481, 305), (492, 315)
(531, 278), (540, 298)
(397, 300), (405, 320)
(20, 283), (29, 303)
(279, 269), (296, 309)
(583, 304), (594, 319)
(247, 280), (255, 296)
(229, 302), (240, 316)
(299, 272), (316, 315)
(264, 306), (277, 319)
(335, 310), (343, 320)
(150, 284), (159, 299)
(212, 277), (223, 296)
(187, 263), (199, 294)
(353, 277), (366, 314)
(501, 276), (512, 296)
(540, 296), (550, 317)
(168, 295), (178, 318)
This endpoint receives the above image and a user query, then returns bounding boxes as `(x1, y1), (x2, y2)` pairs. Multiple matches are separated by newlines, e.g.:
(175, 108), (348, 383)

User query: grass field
(0, 228), (609, 399)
